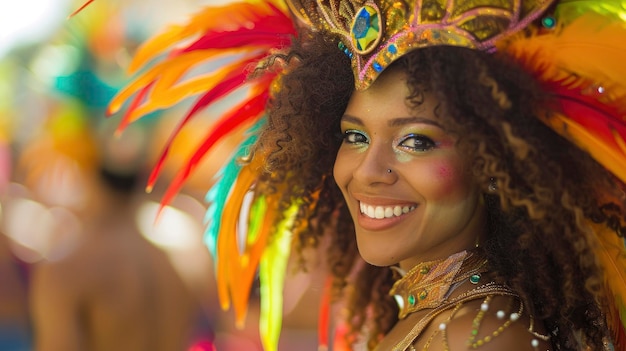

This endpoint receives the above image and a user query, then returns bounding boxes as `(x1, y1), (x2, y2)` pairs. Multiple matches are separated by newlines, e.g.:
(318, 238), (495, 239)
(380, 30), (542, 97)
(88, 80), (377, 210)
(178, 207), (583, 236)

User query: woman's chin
(357, 245), (398, 268)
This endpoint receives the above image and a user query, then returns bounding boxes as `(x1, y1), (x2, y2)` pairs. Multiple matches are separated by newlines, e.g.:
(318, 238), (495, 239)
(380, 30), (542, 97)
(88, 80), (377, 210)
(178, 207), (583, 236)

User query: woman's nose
(352, 146), (397, 185)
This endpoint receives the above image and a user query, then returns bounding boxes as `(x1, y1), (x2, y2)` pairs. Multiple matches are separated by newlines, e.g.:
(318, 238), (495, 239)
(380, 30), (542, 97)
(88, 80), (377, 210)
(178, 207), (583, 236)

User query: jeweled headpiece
(287, 0), (555, 89)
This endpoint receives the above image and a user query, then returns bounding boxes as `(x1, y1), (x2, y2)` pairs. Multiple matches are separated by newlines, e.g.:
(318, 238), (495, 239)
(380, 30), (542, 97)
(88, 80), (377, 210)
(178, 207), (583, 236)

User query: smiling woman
(334, 66), (483, 270)
(98, 0), (626, 350)
(259, 39), (571, 351)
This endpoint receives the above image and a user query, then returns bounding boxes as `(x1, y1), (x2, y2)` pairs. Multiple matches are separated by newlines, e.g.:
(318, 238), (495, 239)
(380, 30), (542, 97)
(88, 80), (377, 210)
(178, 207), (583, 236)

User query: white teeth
(375, 207), (384, 219)
(359, 202), (416, 219)
(393, 206), (402, 216)
(367, 205), (375, 218)
(385, 207), (394, 218)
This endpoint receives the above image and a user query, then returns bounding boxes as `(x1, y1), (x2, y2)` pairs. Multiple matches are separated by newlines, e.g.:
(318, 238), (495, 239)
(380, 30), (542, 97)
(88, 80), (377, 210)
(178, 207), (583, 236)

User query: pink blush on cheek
(427, 161), (469, 198)
(436, 164), (457, 180)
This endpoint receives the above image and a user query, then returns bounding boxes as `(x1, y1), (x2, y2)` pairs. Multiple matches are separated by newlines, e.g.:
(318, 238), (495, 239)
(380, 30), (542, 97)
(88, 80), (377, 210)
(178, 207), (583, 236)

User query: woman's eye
(343, 130), (368, 144)
(399, 134), (436, 152)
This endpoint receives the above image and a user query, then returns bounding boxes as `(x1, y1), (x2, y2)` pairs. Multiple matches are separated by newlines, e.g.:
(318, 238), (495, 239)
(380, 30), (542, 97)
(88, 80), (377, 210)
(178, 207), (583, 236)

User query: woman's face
(333, 68), (486, 270)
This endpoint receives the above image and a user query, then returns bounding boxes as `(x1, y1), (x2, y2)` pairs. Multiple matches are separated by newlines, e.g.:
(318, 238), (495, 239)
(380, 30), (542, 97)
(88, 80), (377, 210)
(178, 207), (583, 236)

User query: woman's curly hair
(249, 30), (626, 350)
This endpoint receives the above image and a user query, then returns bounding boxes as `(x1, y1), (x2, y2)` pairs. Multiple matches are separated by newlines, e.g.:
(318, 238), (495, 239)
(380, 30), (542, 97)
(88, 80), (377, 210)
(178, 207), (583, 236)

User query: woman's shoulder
(414, 294), (552, 351)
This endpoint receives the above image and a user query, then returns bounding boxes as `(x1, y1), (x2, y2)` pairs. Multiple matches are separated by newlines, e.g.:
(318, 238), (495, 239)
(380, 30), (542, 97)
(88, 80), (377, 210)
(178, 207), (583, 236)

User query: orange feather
(589, 221), (626, 349)
(502, 13), (626, 101)
(501, 12), (626, 183)
(502, 9), (626, 346)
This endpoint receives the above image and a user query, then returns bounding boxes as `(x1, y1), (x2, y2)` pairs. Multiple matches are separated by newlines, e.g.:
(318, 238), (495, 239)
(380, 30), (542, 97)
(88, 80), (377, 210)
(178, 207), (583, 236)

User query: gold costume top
(387, 250), (550, 350)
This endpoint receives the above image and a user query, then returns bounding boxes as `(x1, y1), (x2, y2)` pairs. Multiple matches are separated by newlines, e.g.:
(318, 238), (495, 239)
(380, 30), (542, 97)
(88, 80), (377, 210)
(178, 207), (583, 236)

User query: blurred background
(0, 0), (323, 350)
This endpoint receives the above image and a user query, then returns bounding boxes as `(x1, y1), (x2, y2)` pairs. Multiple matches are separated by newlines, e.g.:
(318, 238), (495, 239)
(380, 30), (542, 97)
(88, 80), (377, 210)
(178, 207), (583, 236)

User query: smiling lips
(359, 201), (417, 219)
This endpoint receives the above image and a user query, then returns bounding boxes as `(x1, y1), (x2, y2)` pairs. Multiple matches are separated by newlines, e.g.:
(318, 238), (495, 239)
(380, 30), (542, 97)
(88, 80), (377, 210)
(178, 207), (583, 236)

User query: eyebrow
(341, 114), (443, 129)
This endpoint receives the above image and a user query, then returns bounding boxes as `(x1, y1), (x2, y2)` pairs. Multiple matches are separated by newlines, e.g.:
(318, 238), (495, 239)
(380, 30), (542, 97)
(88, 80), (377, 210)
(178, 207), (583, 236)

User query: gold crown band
(287, 0), (555, 89)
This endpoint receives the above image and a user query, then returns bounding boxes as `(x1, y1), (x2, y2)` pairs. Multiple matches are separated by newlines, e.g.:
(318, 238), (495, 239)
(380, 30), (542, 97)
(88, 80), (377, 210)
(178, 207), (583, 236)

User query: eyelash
(342, 130), (437, 152)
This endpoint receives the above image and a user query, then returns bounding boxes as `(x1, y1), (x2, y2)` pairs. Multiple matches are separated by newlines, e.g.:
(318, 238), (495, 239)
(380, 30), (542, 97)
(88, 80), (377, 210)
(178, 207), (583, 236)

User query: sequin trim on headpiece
(287, 0), (555, 89)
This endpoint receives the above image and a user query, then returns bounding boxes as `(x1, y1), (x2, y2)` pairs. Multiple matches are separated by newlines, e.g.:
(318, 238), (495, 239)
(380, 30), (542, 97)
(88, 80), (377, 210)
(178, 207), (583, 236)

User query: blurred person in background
(27, 116), (205, 351)
(1, 1), (221, 349)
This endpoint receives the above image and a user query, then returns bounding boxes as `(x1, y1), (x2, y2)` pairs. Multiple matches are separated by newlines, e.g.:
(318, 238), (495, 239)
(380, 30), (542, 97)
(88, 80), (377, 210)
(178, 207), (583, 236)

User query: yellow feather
(556, 0), (626, 23)
(129, 59), (249, 120)
(259, 203), (297, 351)
(127, 24), (187, 73)
(589, 221), (626, 348)
(502, 7), (626, 346)
(108, 49), (253, 118)
(128, 1), (286, 73)
(501, 11), (626, 183)
(502, 12), (626, 101)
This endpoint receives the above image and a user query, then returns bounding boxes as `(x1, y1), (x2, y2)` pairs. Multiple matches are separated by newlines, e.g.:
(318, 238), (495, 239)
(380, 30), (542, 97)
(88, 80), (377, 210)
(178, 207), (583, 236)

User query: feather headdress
(73, 0), (626, 349)
(499, 6), (626, 347)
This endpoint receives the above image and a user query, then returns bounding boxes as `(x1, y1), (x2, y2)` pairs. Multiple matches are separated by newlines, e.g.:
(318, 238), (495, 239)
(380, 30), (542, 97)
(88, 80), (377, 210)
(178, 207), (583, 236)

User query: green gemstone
(470, 274), (481, 284)
(420, 266), (430, 275)
(408, 294), (416, 306)
(542, 16), (556, 29)
(419, 290), (428, 300)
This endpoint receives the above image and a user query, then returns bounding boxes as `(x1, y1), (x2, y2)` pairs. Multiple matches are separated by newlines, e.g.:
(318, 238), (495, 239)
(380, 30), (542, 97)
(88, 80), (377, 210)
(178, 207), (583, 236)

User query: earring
(387, 169), (392, 173)
(488, 177), (497, 192)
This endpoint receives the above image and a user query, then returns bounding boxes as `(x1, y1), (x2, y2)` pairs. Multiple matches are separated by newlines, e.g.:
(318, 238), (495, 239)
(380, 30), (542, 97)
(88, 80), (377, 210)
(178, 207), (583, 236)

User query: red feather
(144, 57), (265, 190)
(157, 89), (270, 208)
(184, 4), (294, 52)
(318, 277), (332, 347)
(187, 31), (294, 51)
(550, 83), (626, 150)
(112, 81), (153, 134)
(68, 0), (95, 18)
(104, 1), (296, 201)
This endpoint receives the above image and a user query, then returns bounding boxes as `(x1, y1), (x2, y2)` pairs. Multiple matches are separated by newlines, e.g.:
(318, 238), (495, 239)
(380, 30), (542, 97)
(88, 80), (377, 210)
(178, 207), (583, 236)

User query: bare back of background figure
(29, 136), (203, 351)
